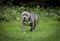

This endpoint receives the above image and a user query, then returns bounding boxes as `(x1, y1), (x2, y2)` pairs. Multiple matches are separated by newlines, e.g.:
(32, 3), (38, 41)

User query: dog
(21, 11), (38, 33)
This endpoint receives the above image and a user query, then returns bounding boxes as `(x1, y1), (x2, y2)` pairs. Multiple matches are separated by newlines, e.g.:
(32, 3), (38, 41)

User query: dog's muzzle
(23, 17), (28, 22)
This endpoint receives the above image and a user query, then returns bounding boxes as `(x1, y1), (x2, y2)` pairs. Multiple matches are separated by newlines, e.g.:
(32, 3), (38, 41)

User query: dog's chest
(24, 21), (31, 26)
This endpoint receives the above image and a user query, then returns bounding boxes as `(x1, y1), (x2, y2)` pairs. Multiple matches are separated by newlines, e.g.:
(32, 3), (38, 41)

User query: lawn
(0, 18), (60, 41)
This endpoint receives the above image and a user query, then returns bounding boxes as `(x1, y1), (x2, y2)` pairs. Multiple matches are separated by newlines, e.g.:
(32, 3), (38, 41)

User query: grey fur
(21, 11), (38, 32)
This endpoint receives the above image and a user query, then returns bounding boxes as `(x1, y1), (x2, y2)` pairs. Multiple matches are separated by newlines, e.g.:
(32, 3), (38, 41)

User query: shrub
(0, 5), (60, 22)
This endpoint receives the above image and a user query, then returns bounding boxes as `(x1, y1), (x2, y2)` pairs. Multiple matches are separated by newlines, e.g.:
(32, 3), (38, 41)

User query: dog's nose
(23, 17), (26, 21)
(24, 17), (26, 19)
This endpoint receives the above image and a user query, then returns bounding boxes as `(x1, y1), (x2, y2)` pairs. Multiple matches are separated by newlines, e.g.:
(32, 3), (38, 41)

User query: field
(0, 1), (60, 41)
(0, 17), (60, 41)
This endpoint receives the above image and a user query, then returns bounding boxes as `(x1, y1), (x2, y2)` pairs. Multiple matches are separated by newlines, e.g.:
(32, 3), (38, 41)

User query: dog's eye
(23, 14), (28, 16)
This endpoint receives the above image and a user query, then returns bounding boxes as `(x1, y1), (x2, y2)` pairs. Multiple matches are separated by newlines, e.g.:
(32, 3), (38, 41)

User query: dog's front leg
(21, 19), (26, 34)
(32, 22), (35, 32)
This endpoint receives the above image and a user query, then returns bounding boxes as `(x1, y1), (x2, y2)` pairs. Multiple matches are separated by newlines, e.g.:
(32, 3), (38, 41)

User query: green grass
(0, 18), (60, 41)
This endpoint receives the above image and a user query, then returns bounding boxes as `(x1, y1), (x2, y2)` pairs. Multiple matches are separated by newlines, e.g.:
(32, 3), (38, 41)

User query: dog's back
(30, 12), (38, 23)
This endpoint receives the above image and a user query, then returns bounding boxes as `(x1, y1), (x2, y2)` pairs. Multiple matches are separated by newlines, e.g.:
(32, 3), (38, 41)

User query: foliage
(0, 6), (60, 22)
(0, 5), (60, 41)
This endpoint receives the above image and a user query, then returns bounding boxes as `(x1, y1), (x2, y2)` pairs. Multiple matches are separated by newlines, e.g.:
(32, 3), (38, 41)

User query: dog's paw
(22, 32), (26, 34)
(32, 30), (35, 32)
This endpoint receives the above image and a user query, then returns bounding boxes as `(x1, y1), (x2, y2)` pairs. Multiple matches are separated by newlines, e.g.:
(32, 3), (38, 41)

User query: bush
(0, 5), (60, 22)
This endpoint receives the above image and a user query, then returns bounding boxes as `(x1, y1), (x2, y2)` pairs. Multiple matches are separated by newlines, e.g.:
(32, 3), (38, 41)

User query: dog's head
(22, 11), (31, 22)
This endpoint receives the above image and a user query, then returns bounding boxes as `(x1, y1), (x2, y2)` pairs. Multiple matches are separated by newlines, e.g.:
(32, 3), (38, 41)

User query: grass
(0, 18), (60, 41)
